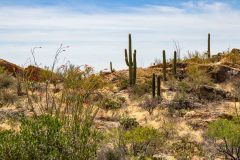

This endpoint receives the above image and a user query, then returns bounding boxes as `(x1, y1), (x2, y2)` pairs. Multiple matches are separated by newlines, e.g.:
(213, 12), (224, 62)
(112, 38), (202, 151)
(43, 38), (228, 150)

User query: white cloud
(0, 1), (240, 71)
(182, 1), (231, 12)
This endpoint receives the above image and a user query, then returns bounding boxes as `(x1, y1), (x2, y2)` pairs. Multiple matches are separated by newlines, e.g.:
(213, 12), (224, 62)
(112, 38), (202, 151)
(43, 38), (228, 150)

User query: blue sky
(1, 0), (239, 8)
(0, 0), (240, 70)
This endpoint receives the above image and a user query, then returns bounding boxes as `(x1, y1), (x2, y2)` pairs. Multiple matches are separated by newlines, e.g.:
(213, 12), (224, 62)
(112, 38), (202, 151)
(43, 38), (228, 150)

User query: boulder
(198, 85), (235, 100)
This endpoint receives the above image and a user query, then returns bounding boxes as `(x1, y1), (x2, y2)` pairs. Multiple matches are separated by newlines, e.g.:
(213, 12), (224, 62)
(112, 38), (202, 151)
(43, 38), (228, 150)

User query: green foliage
(0, 73), (18, 107)
(184, 51), (209, 64)
(167, 78), (192, 110)
(0, 73), (15, 89)
(228, 51), (240, 66)
(124, 126), (164, 157)
(0, 67), (5, 74)
(0, 115), (102, 160)
(119, 117), (139, 130)
(24, 64), (106, 115)
(174, 81), (191, 101)
(169, 68), (213, 109)
(130, 80), (151, 98)
(106, 122), (176, 159)
(61, 64), (105, 90)
(186, 65), (213, 88)
(99, 96), (125, 110)
(172, 136), (205, 160)
(167, 64), (213, 107)
(11, 63), (106, 159)
(207, 117), (240, 159)
(117, 76), (128, 90)
(0, 90), (18, 107)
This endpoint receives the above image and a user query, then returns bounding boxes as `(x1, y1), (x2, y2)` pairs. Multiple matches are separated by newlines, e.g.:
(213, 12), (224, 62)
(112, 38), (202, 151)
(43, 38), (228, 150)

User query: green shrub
(119, 117), (139, 130)
(97, 147), (122, 160)
(0, 73), (15, 89)
(184, 51), (209, 64)
(117, 76), (128, 90)
(0, 63), (106, 159)
(0, 115), (102, 160)
(207, 117), (240, 159)
(171, 136), (204, 159)
(130, 81), (151, 97)
(99, 96), (124, 110)
(124, 126), (164, 157)
(0, 90), (18, 107)
(186, 65), (213, 88)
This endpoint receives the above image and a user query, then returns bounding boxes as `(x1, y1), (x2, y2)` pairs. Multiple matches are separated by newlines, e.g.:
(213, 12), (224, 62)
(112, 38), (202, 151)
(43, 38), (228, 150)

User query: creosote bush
(124, 126), (165, 157)
(207, 117), (240, 159)
(0, 115), (102, 160)
(106, 125), (165, 159)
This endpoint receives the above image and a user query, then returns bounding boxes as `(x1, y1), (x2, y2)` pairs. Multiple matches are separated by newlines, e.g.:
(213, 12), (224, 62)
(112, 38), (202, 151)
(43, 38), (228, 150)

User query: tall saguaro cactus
(157, 75), (161, 98)
(163, 50), (167, 81)
(133, 49), (137, 84)
(125, 34), (137, 86)
(208, 33), (211, 58)
(173, 51), (177, 76)
(152, 73), (156, 98)
(110, 61), (113, 73)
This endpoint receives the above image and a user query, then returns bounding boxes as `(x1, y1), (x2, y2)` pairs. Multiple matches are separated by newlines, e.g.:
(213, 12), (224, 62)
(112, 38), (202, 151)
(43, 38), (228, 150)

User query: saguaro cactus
(157, 75), (161, 98)
(125, 34), (137, 86)
(152, 73), (156, 98)
(163, 50), (167, 81)
(133, 49), (137, 84)
(110, 61), (113, 73)
(173, 51), (177, 76)
(208, 33), (211, 58)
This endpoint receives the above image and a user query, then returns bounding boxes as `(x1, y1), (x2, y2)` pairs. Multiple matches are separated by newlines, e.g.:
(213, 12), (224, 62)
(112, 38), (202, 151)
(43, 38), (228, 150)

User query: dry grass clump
(220, 49), (240, 67)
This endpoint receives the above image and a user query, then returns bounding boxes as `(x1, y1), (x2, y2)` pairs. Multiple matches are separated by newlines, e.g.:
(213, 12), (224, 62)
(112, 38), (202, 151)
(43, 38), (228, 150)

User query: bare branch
(51, 44), (70, 72)
(173, 40), (181, 61)
(31, 46), (42, 66)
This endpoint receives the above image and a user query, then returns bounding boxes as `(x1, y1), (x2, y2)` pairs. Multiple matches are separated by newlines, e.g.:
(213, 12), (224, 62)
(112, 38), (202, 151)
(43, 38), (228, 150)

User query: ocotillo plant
(152, 73), (156, 98)
(110, 61), (113, 73)
(157, 75), (161, 98)
(125, 34), (137, 86)
(208, 33), (211, 58)
(163, 50), (167, 81)
(173, 51), (177, 76)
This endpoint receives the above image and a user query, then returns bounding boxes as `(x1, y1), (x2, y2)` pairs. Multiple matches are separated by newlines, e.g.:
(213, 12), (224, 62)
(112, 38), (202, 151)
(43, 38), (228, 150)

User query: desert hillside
(0, 44), (240, 159)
